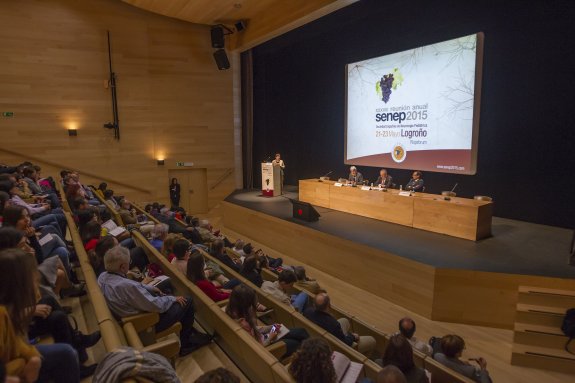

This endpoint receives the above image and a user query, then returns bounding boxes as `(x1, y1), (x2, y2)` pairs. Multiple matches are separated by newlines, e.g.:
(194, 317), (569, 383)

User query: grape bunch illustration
(375, 68), (404, 103)
(380, 74), (394, 103)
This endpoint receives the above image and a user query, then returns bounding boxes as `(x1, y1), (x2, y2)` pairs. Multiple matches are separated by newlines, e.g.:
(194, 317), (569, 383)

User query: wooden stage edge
(222, 201), (575, 329)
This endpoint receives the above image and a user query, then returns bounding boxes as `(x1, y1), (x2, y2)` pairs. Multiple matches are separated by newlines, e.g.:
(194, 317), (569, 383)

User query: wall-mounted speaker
(213, 49), (230, 70)
(211, 26), (224, 48)
(235, 20), (246, 32)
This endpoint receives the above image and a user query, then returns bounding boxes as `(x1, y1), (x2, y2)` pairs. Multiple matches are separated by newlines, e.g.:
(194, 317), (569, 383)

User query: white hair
(350, 166), (357, 171)
(199, 220), (210, 229)
(151, 223), (169, 239)
(104, 245), (130, 272)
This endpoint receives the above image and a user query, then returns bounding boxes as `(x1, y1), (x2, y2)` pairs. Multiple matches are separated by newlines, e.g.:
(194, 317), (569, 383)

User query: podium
(261, 162), (281, 197)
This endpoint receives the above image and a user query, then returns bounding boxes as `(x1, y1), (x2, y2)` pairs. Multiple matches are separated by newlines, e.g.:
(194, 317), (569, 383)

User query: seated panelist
(375, 169), (393, 189)
(348, 166), (364, 185)
(405, 171), (424, 192)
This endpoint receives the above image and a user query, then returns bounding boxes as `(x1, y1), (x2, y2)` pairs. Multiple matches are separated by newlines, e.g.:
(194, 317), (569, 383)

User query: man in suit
(405, 171), (424, 192)
(304, 293), (375, 356)
(375, 169), (393, 189)
(348, 166), (364, 185)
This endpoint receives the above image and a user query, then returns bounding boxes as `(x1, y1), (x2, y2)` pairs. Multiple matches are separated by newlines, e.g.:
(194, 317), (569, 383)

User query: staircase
(511, 286), (575, 374)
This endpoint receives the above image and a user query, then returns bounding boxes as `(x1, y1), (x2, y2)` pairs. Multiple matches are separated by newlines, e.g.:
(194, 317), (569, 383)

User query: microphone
(444, 183), (458, 201)
(318, 170), (333, 182)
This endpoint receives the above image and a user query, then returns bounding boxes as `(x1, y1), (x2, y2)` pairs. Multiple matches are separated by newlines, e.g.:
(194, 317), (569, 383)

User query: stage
(222, 187), (575, 328)
(224, 187), (575, 279)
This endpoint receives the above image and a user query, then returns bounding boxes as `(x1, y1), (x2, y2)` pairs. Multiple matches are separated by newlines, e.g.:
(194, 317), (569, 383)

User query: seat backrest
(132, 231), (294, 383)
(64, 211), (125, 352)
(424, 356), (477, 383)
(350, 316), (389, 356)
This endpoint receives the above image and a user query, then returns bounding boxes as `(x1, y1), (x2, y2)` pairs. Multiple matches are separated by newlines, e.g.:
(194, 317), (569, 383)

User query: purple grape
(379, 73), (395, 103)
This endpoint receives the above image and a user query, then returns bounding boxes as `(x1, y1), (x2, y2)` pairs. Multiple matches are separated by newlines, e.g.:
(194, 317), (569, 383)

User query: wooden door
(168, 168), (208, 214)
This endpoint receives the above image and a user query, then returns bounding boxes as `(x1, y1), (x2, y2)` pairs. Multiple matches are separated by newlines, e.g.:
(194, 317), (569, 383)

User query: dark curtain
(241, 49), (254, 189)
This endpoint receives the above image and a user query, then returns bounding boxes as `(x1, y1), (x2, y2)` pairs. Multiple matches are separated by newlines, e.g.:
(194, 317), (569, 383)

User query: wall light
(68, 129), (78, 136)
(157, 159), (165, 166)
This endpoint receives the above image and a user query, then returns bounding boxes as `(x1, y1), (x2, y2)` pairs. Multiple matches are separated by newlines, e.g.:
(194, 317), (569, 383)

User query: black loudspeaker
(235, 20), (246, 32)
(290, 199), (320, 222)
(211, 26), (225, 48)
(213, 49), (230, 70)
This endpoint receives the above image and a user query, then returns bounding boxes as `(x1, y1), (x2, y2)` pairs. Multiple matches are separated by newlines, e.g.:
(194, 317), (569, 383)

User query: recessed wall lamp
(157, 159), (165, 166)
(68, 129), (78, 136)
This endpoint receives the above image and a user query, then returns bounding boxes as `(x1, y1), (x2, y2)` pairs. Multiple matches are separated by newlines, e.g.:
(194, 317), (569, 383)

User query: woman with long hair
(186, 250), (230, 302)
(169, 178), (180, 208)
(225, 284), (308, 358)
(382, 334), (429, 383)
(240, 255), (264, 288)
(0, 248), (80, 382)
(1, 206), (80, 297)
(0, 229), (100, 376)
(289, 338), (337, 383)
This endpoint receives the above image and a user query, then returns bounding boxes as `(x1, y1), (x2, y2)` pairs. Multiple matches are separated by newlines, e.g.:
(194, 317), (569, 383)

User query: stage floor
(225, 187), (575, 279)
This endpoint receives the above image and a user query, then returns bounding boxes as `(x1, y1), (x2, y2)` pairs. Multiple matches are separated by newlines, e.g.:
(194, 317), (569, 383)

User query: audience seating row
(97, 188), (480, 383)
(131, 230), (294, 383)
(220, 233), (477, 383)
(62, 209), (180, 376)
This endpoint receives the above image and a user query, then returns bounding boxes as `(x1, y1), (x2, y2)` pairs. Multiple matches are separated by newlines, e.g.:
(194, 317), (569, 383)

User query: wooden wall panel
(0, 0), (236, 208)
(222, 201), (436, 317)
(432, 269), (575, 329)
(223, 201), (575, 329)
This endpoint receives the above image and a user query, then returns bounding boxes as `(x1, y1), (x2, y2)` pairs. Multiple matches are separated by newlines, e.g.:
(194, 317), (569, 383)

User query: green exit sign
(2, 112), (14, 117)
(176, 162), (184, 167)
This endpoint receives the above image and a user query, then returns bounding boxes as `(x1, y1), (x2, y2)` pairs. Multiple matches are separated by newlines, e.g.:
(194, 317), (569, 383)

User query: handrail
(198, 247), (381, 378)
(209, 168), (234, 191)
(0, 146), (152, 194)
(132, 203), (161, 225)
(130, 230), (295, 383)
(63, 211), (124, 352)
(90, 186), (125, 226)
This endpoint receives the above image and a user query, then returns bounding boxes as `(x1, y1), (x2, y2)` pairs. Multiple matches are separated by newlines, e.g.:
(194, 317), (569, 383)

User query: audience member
(195, 367), (240, 383)
(161, 232), (183, 261)
(433, 335), (491, 383)
(118, 198), (154, 234)
(212, 239), (241, 273)
(261, 269), (308, 312)
(232, 240), (245, 257)
(2, 205), (74, 281)
(89, 236), (118, 276)
(304, 292), (376, 356)
(0, 248), (80, 382)
(288, 338), (337, 383)
(0, 179), (67, 236)
(377, 365), (408, 383)
(293, 266), (321, 294)
(225, 284), (308, 358)
(381, 334), (428, 383)
(171, 238), (191, 274)
(187, 250), (230, 302)
(398, 317), (433, 356)
(150, 223), (169, 252)
(240, 255), (264, 287)
(98, 245), (209, 356)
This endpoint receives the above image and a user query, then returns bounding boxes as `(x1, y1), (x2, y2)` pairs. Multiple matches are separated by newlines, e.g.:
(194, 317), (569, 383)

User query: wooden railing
(209, 168), (234, 191)
(0, 147), (152, 194)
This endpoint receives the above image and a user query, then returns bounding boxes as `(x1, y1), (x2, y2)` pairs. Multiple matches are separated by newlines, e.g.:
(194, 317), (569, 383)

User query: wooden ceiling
(121, 0), (358, 51)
